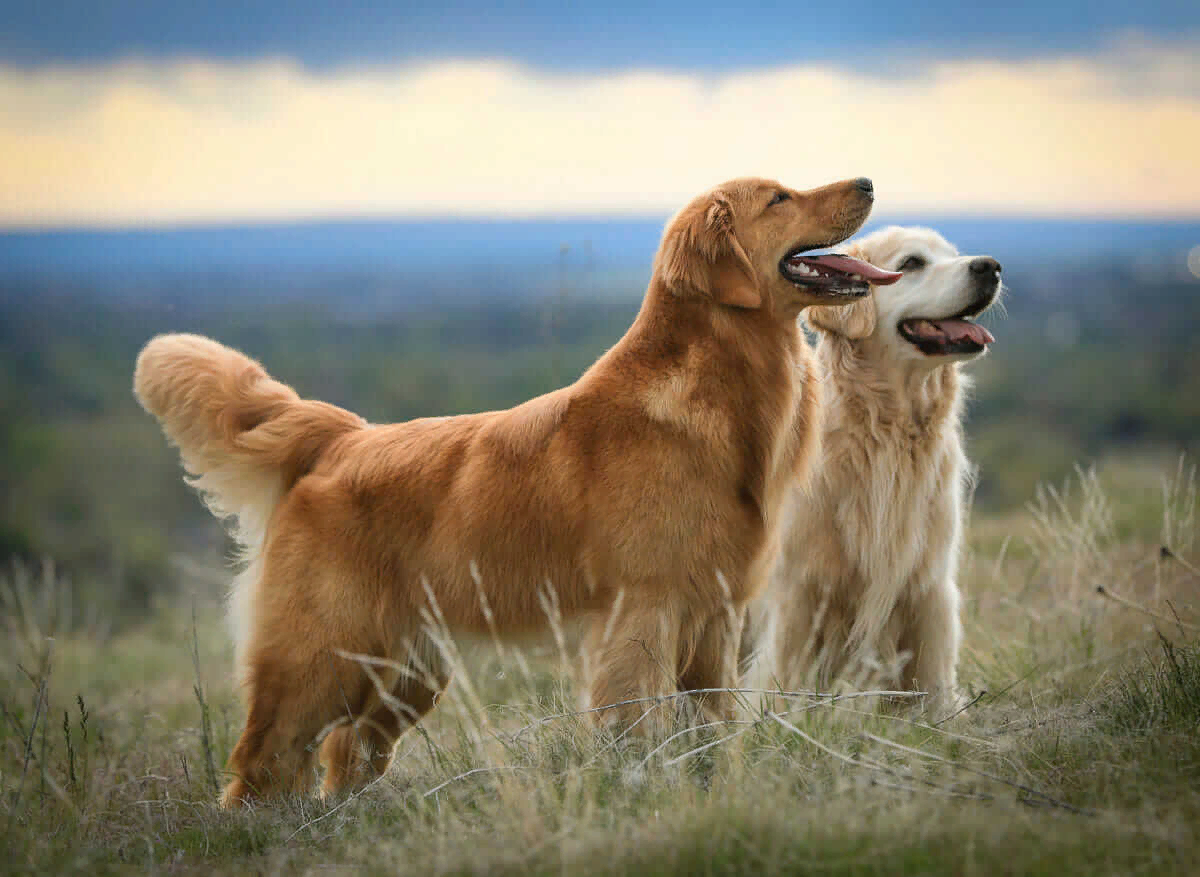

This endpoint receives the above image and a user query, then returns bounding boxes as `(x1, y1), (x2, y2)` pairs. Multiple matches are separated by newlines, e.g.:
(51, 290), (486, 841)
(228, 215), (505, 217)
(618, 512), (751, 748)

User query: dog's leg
(220, 643), (368, 808)
(896, 576), (962, 715)
(318, 632), (452, 799)
(736, 606), (760, 682)
(221, 552), (397, 808)
(678, 608), (744, 722)
(583, 600), (682, 733)
(770, 580), (838, 694)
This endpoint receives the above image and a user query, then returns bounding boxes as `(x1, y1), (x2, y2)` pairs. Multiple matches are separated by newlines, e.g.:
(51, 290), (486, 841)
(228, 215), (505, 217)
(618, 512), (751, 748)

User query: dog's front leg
(896, 575), (963, 717)
(582, 599), (684, 734)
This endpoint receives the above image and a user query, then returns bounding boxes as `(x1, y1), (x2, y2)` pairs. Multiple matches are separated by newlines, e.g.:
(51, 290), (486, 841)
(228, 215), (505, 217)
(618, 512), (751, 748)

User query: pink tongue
(801, 254), (903, 285)
(937, 319), (995, 345)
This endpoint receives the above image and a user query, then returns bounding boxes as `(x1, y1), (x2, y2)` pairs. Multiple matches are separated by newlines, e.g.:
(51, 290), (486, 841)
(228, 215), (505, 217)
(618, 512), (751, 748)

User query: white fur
(752, 227), (1001, 714)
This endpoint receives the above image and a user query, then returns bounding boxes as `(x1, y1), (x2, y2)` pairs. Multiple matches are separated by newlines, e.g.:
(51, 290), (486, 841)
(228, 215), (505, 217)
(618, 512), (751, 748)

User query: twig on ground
(636, 719), (744, 770)
(1160, 545), (1200, 582)
(284, 773), (392, 844)
(581, 704), (663, 767)
(769, 713), (863, 770)
(983, 663), (1044, 706)
(422, 765), (532, 799)
(768, 713), (983, 802)
(1096, 585), (1200, 633)
(868, 775), (992, 802)
(934, 690), (988, 726)
(823, 702), (994, 746)
(860, 731), (1091, 815)
(661, 724), (755, 768)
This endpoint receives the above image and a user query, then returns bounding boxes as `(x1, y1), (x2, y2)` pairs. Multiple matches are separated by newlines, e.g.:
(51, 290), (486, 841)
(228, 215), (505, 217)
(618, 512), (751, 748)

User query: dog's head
(653, 177), (901, 316)
(807, 226), (1002, 365)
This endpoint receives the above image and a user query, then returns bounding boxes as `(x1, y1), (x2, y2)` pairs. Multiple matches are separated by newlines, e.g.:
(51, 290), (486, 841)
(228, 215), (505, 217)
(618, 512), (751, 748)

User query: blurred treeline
(1, 261), (1197, 623)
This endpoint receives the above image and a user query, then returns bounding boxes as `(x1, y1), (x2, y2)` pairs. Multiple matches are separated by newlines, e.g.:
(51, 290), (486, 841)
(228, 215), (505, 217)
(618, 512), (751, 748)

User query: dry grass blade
(422, 765), (533, 799)
(769, 713), (866, 770)
(284, 773), (392, 843)
(823, 701), (994, 746)
(5, 637), (54, 841)
(933, 689), (988, 726)
(509, 688), (923, 739)
(768, 713), (983, 802)
(660, 724), (755, 768)
(859, 732), (1091, 815)
(1095, 585), (1200, 633)
(867, 775), (992, 802)
(581, 704), (663, 767)
(190, 605), (220, 793)
(636, 719), (741, 770)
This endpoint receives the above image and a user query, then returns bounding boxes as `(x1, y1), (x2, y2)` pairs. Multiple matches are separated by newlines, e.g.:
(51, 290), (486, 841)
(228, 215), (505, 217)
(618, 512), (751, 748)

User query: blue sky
(0, 2), (1197, 227)
(3, 0), (1197, 70)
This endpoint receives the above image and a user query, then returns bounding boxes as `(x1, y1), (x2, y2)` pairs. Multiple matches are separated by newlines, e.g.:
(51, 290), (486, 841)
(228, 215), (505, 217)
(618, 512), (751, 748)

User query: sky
(2, 2), (1198, 228)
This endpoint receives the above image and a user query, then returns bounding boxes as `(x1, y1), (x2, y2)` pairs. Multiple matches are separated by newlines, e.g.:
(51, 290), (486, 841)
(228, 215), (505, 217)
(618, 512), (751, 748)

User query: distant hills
(2, 216), (1197, 283)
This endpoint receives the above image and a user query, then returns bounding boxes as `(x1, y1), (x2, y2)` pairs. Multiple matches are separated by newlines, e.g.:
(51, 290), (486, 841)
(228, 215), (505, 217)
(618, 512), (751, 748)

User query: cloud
(1, 40), (1198, 228)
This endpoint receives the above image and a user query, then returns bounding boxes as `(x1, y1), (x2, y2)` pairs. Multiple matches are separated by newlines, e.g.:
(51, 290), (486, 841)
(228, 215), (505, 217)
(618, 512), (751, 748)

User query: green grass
(2, 461), (1198, 875)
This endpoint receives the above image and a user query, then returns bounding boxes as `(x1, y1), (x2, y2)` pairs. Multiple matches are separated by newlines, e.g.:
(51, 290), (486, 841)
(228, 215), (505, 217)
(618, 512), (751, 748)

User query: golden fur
(133, 177), (877, 806)
(751, 227), (1002, 713)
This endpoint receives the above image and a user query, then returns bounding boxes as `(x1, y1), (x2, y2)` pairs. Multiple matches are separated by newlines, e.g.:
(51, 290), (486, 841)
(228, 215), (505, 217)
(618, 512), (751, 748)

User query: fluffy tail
(134, 333), (365, 551)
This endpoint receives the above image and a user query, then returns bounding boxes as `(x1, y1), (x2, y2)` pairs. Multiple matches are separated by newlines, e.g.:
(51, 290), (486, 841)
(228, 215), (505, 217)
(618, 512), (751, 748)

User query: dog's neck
(818, 333), (964, 438)
(600, 278), (807, 518)
(625, 278), (804, 377)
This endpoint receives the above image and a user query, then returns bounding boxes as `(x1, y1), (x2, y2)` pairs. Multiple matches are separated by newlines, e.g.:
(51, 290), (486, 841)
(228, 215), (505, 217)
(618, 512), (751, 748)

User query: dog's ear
(806, 296), (877, 339)
(657, 195), (760, 309)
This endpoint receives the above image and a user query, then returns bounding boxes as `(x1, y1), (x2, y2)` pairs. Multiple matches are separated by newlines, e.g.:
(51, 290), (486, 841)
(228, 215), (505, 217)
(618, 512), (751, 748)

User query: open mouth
(898, 303), (996, 356)
(780, 249), (902, 298)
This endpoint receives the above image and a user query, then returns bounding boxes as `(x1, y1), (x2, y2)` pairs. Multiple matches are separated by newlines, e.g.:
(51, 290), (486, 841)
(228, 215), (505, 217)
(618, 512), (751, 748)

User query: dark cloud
(1, 0), (1196, 70)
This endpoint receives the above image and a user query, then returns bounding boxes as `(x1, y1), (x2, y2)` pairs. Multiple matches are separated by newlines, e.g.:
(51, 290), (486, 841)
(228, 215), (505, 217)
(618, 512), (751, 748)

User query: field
(3, 460), (1198, 875)
(2, 235), (1198, 873)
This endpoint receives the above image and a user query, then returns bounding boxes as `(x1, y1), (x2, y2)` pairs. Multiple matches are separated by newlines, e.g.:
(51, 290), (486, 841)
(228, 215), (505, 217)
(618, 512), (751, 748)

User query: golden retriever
(750, 226), (1001, 713)
(133, 176), (894, 807)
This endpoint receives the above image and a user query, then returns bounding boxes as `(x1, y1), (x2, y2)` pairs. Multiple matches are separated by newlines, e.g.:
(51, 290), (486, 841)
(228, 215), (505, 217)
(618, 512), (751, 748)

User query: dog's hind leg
(220, 638), (371, 808)
(318, 632), (452, 799)
(220, 537), (389, 806)
(678, 608), (745, 722)
(768, 580), (839, 694)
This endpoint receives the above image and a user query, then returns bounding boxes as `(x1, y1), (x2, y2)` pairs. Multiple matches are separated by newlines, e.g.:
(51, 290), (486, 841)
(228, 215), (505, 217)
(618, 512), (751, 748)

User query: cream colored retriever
(754, 226), (1001, 712)
(133, 176), (899, 807)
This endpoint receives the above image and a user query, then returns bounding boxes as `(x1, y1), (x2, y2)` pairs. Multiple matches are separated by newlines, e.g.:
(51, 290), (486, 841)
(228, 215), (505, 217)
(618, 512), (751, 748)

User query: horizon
(5, 206), (1200, 237)
(3, 214), (1198, 280)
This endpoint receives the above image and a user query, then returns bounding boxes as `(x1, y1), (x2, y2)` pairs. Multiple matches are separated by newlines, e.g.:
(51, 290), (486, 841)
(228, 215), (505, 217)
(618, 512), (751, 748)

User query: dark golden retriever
(134, 176), (890, 807)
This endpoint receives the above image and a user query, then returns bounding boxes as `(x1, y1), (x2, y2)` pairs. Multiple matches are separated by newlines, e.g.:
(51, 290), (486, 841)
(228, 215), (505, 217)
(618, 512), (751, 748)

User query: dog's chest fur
(787, 349), (970, 613)
(629, 307), (813, 605)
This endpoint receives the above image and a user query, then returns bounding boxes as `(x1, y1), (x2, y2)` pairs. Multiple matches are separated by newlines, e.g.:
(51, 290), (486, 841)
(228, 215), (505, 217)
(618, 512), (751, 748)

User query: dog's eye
(767, 191), (791, 207)
(898, 254), (926, 271)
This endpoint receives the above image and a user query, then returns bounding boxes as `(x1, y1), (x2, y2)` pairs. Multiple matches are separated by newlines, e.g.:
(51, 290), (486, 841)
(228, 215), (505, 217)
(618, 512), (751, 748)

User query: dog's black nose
(970, 256), (1001, 276)
(852, 177), (874, 196)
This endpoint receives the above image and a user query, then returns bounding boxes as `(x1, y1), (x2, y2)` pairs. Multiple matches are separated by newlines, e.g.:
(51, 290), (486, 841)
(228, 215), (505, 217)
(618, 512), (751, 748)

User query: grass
(1, 460), (1198, 875)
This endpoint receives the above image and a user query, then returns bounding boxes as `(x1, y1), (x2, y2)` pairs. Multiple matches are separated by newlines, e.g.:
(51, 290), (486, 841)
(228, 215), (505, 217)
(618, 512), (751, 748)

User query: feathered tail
(133, 333), (364, 553)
